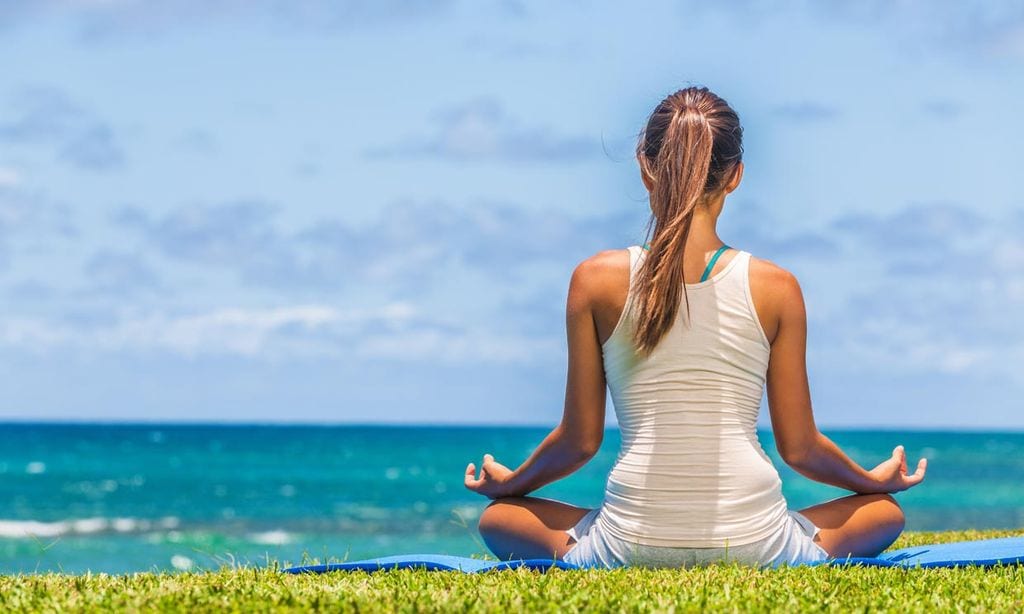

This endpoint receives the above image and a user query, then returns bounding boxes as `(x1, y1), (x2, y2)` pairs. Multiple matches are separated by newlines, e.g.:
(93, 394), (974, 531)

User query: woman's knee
(877, 493), (906, 532)
(477, 497), (525, 535)
(864, 493), (904, 527)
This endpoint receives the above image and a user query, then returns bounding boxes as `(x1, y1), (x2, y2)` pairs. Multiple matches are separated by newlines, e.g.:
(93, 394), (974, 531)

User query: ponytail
(631, 87), (743, 356)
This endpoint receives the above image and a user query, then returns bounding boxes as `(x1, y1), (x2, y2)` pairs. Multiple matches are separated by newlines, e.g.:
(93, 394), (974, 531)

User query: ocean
(1, 423), (1022, 574)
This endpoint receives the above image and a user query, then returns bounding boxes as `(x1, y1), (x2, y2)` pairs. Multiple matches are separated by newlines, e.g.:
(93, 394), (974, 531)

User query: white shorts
(562, 507), (830, 569)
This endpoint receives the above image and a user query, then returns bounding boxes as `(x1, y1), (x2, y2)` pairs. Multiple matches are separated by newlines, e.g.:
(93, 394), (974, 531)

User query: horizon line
(0, 418), (1020, 434)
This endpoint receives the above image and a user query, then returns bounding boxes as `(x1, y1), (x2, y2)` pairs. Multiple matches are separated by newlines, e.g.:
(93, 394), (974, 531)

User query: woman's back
(596, 245), (790, 547)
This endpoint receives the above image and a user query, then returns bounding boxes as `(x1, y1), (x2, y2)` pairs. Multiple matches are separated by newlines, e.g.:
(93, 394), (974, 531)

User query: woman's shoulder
(575, 247), (631, 274)
(747, 254), (806, 341)
(747, 253), (799, 289)
(569, 248), (633, 309)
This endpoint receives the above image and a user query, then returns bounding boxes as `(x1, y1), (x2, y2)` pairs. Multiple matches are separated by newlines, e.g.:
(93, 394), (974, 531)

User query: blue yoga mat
(285, 554), (576, 574)
(821, 536), (1024, 569)
(283, 536), (1024, 574)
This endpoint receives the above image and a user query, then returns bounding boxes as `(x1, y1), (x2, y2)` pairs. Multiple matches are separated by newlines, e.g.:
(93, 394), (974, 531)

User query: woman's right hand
(865, 445), (927, 494)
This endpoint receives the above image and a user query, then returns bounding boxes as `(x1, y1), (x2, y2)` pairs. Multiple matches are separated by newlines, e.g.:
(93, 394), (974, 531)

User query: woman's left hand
(464, 454), (516, 499)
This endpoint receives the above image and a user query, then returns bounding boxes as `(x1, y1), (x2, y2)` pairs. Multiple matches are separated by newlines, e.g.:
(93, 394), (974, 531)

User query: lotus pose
(464, 86), (927, 568)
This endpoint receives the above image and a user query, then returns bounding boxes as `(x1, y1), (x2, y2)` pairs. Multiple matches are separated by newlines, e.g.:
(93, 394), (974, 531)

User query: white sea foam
(450, 505), (480, 521)
(112, 518), (139, 532)
(0, 516), (183, 539)
(70, 518), (108, 534)
(248, 530), (293, 545)
(170, 555), (194, 571)
(0, 520), (71, 538)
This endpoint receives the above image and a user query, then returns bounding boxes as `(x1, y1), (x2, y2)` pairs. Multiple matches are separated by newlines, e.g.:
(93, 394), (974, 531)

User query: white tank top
(596, 245), (790, 547)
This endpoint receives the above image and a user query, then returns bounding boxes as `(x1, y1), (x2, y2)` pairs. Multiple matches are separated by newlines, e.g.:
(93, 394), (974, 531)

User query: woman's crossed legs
(477, 493), (905, 562)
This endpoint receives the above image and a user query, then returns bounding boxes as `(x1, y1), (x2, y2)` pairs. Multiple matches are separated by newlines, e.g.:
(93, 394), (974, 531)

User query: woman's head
(631, 86), (744, 355)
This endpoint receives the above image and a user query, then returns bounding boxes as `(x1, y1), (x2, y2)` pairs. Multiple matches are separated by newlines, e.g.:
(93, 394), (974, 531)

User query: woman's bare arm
(465, 255), (610, 498)
(763, 266), (927, 494)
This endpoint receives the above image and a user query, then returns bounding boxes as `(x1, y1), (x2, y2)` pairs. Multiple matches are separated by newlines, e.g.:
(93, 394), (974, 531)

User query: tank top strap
(623, 245), (644, 309)
(736, 249), (754, 277)
(719, 249), (752, 288)
(627, 245), (643, 269)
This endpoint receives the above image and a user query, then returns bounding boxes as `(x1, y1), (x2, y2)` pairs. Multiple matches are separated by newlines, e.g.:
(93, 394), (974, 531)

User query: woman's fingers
(894, 445), (908, 474)
(906, 458), (927, 485)
(481, 453), (501, 479)
(464, 462), (480, 491)
(465, 456), (501, 494)
(897, 457), (927, 490)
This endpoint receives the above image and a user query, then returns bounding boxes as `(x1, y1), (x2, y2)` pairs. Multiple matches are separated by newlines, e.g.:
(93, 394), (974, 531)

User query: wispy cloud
(771, 202), (1024, 380)
(366, 98), (601, 163)
(114, 197), (645, 291)
(0, 87), (125, 171)
(114, 200), (280, 270)
(0, 302), (558, 364)
(4, 188), (1022, 385)
(0, 185), (75, 269)
(826, 201), (989, 280)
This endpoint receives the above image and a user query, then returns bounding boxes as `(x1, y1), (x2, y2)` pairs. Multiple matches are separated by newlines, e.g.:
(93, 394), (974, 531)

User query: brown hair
(631, 86), (744, 355)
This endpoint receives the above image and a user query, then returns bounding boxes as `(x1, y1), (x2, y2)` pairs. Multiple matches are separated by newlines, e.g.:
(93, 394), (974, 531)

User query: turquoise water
(1, 424), (1022, 574)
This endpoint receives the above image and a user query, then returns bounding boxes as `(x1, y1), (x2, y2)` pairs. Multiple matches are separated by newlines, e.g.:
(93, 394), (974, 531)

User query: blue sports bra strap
(700, 244), (731, 282)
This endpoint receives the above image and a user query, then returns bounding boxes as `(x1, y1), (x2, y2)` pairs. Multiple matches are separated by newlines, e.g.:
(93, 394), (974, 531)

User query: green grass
(2, 530), (1023, 612)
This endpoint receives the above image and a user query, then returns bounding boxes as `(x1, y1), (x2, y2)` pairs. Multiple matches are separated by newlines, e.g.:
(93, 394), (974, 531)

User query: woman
(463, 86), (927, 568)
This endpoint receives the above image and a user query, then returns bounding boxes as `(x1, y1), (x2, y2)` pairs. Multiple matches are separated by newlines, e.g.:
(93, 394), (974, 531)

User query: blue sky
(0, 1), (1022, 427)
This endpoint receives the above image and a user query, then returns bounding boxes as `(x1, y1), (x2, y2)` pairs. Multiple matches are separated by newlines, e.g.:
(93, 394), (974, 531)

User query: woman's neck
(685, 203), (725, 253)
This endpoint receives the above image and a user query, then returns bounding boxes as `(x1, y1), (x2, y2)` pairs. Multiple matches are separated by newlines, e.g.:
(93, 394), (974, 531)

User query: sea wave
(248, 530), (293, 545)
(0, 516), (181, 539)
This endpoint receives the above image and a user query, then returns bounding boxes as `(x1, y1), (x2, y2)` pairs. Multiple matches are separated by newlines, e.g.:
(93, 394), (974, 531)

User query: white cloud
(810, 316), (1016, 379)
(359, 328), (560, 364)
(0, 304), (390, 357)
(104, 305), (346, 357)
(0, 301), (557, 364)
(787, 204), (1024, 384)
